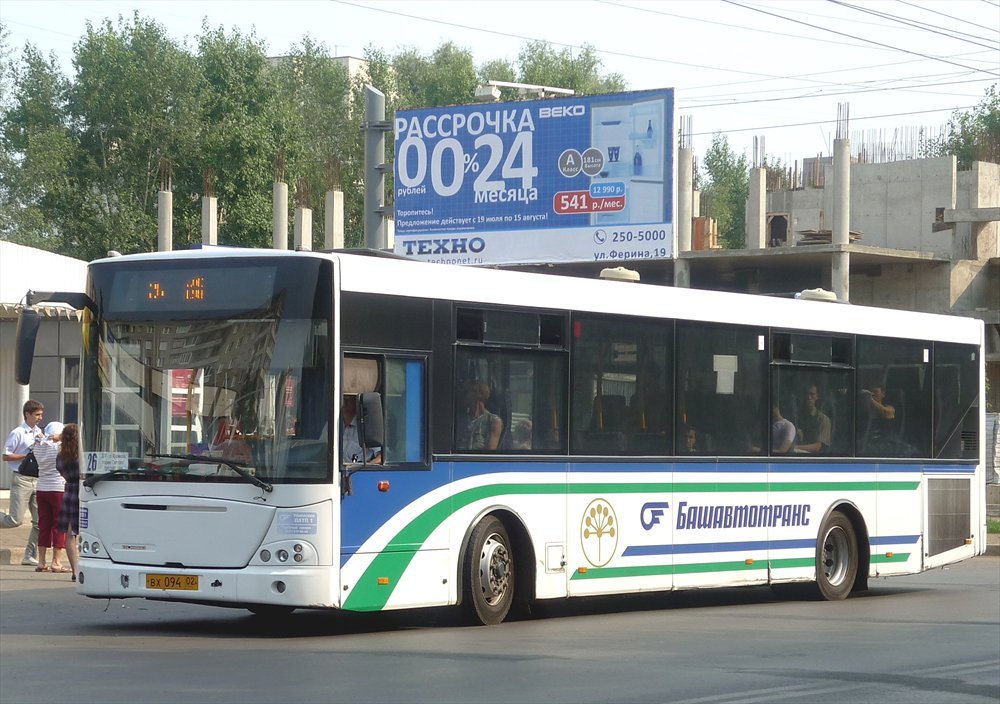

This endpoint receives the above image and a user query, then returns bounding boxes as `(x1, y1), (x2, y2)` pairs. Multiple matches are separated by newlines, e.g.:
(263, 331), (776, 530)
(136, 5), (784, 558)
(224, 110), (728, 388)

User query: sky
(2, 0), (998, 169)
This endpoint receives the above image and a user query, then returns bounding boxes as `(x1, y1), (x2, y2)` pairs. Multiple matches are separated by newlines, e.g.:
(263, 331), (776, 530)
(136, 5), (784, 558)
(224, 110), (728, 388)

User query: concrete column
(691, 189), (701, 218)
(201, 196), (218, 245)
(157, 190), (173, 252)
(324, 190), (344, 250)
(832, 138), (850, 246)
(832, 138), (851, 301)
(747, 168), (766, 249)
(832, 250), (850, 302)
(677, 147), (693, 253)
(273, 181), (288, 250)
(294, 207), (312, 251)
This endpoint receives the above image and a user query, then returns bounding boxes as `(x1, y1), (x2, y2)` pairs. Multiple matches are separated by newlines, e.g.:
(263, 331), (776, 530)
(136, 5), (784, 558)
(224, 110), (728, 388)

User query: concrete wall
(961, 161), (1000, 261)
(767, 187), (824, 244)
(850, 262), (952, 313)
(767, 156), (964, 256)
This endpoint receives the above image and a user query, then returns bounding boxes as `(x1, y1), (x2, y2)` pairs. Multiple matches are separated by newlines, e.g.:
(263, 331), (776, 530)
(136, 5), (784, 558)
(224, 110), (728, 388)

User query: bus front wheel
(463, 515), (515, 625)
(816, 511), (858, 601)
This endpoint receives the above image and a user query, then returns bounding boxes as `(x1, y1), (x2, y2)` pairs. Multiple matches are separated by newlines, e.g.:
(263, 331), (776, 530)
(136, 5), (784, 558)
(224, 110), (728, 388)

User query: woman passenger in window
(457, 382), (503, 451)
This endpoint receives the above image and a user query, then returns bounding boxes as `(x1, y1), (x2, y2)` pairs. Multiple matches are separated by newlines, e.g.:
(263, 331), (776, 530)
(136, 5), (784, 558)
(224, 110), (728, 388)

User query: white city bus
(16, 248), (987, 624)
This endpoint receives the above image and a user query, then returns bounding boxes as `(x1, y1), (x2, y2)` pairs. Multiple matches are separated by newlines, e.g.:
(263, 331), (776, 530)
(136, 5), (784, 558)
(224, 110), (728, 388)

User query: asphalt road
(1, 557), (998, 704)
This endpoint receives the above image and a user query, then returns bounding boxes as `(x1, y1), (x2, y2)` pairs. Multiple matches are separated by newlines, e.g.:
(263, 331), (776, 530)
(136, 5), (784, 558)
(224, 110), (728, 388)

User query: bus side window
(383, 357), (427, 465)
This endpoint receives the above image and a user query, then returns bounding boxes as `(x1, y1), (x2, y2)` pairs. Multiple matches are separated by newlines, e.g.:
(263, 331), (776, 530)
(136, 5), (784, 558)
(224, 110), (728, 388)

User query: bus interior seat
(591, 395), (628, 432)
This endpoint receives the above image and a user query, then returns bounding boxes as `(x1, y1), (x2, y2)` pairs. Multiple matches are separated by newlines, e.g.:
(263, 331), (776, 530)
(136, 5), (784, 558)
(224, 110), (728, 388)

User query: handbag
(18, 450), (39, 478)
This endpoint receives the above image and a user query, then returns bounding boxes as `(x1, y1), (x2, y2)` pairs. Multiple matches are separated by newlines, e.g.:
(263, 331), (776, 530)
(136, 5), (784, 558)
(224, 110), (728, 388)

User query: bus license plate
(146, 573), (199, 591)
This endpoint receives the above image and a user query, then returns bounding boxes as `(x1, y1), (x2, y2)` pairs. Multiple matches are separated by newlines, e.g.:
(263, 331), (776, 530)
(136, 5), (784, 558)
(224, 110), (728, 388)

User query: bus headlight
(253, 540), (317, 566)
(79, 534), (109, 559)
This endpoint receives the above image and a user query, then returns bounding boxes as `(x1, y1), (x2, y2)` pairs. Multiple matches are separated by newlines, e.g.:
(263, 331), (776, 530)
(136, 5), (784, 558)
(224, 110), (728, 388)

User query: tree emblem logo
(581, 499), (618, 567)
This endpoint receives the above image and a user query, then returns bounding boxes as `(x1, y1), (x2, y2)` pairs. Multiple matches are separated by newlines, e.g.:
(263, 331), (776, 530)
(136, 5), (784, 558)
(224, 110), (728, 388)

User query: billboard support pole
(364, 85), (391, 250)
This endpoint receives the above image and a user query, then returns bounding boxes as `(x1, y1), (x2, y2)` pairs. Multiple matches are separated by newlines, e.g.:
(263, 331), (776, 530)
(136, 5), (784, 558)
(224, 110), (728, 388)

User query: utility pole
(363, 85), (392, 249)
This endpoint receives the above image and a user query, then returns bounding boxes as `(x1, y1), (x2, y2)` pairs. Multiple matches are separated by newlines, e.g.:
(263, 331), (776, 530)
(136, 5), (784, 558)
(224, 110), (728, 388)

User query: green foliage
(517, 41), (625, 96)
(922, 85), (1000, 168)
(68, 14), (206, 258)
(700, 134), (749, 249)
(393, 41), (477, 108)
(1, 18), (628, 259)
(1, 42), (73, 249)
(272, 36), (352, 249)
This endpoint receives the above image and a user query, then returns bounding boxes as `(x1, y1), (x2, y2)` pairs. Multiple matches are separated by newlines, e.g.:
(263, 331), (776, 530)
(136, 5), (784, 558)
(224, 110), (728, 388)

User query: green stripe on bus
(571, 560), (766, 580)
(871, 552), (911, 563)
(342, 480), (919, 611)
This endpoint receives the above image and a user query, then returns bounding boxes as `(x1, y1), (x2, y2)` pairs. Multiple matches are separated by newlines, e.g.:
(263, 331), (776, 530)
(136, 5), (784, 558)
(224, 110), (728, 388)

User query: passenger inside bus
(771, 405), (796, 454)
(794, 384), (831, 454)
(512, 419), (533, 450)
(342, 394), (381, 464)
(859, 382), (897, 453)
(457, 382), (504, 451)
(678, 423), (699, 453)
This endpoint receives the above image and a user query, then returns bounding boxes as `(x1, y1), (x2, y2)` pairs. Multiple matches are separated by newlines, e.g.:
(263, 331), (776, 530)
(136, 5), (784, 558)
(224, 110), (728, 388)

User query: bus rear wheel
(815, 511), (858, 601)
(464, 516), (515, 625)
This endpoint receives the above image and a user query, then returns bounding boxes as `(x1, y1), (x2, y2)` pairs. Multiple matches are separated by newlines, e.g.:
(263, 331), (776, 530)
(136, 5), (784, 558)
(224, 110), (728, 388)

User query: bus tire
(463, 515), (515, 625)
(816, 511), (858, 601)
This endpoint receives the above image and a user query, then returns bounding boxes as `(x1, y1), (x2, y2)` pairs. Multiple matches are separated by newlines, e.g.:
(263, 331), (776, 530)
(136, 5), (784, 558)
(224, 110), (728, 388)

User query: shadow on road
(66, 581), (932, 639)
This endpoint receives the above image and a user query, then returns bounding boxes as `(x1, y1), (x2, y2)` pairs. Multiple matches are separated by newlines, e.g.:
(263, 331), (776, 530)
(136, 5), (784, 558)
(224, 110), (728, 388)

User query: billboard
(392, 88), (674, 266)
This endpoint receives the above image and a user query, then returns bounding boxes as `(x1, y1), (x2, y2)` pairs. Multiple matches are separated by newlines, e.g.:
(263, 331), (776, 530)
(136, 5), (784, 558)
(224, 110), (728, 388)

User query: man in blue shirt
(1, 400), (45, 565)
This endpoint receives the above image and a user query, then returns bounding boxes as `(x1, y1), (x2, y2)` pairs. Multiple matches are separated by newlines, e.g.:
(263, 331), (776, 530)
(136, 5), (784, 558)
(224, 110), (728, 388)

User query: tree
(394, 41), (477, 108)
(69, 14), (207, 258)
(189, 23), (293, 250)
(272, 36), (353, 249)
(922, 85), (999, 168)
(700, 134), (749, 249)
(517, 41), (625, 96)
(1, 24), (633, 258)
(0, 38), (73, 249)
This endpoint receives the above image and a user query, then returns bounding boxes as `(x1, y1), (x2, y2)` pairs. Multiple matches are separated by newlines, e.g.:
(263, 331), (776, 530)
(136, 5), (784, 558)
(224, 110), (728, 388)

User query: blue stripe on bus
(622, 539), (815, 556)
(621, 534), (921, 558)
(870, 534), (920, 545)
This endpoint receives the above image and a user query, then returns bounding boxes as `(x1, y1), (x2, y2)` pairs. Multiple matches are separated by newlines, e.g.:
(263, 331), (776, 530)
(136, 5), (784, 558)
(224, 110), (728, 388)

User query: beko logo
(539, 105), (585, 118)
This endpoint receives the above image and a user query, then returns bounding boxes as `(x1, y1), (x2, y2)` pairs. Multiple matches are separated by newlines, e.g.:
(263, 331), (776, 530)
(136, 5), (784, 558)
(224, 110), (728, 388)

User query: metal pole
(364, 85), (388, 250)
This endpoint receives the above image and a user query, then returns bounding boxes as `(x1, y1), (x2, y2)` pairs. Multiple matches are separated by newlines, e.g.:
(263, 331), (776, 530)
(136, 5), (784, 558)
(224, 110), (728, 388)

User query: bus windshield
(83, 313), (330, 484)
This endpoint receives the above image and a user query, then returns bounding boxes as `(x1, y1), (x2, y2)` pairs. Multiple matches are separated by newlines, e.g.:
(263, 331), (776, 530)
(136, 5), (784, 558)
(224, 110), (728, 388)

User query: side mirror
(14, 308), (41, 385)
(358, 392), (384, 451)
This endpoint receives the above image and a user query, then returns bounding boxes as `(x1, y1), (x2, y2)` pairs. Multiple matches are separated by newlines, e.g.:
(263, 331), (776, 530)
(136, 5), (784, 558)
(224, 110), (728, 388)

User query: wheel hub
(479, 533), (511, 604)
(822, 525), (851, 587)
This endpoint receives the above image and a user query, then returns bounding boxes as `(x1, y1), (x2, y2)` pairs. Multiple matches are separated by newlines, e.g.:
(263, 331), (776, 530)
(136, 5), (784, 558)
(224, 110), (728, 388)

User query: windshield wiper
(82, 468), (134, 490)
(146, 453), (273, 493)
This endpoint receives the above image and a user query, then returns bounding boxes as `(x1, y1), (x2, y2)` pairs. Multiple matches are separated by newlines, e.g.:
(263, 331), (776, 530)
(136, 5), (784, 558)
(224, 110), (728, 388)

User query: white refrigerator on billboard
(590, 98), (666, 226)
